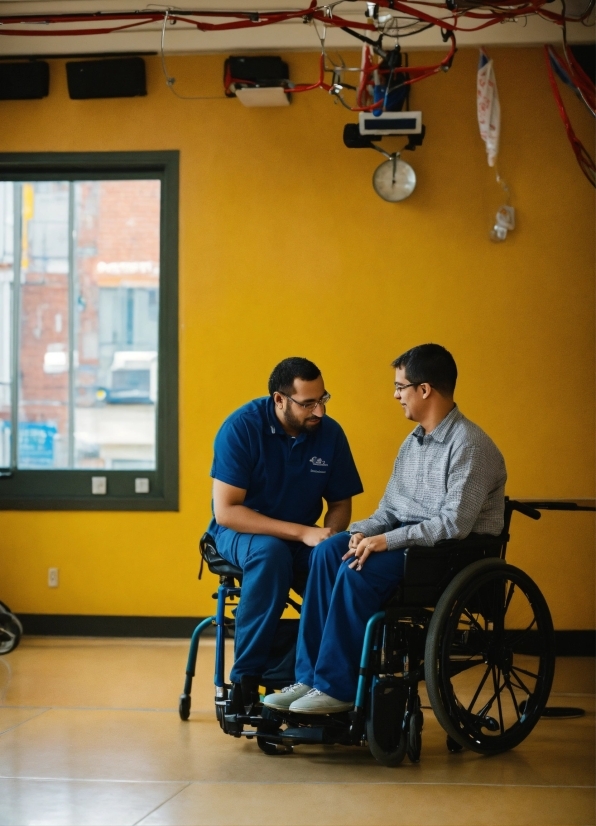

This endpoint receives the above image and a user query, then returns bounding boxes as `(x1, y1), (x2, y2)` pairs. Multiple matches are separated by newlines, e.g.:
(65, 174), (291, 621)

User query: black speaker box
(0, 62), (49, 100)
(66, 57), (146, 100)
(225, 56), (289, 85)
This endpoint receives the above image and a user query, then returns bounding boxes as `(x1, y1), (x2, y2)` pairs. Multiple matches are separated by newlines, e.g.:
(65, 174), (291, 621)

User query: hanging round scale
(372, 154), (417, 202)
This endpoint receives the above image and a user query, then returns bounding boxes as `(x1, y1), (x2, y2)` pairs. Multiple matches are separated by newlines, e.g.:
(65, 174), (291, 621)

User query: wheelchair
(0, 601), (22, 655)
(179, 498), (555, 766)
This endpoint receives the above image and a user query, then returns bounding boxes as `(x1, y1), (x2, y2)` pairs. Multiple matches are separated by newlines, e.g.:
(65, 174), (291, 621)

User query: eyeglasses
(280, 392), (331, 411)
(394, 382), (421, 394)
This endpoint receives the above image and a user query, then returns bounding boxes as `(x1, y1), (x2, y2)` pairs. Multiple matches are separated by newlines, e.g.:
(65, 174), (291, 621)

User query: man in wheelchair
(208, 357), (363, 712)
(264, 343), (508, 715)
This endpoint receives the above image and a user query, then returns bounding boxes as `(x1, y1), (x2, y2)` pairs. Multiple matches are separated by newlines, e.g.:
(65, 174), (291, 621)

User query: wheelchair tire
(0, 603), (22, 655)
(366, 676), (408, 767)
(178, 694), (191, 721)
(425, 559), (555, 755)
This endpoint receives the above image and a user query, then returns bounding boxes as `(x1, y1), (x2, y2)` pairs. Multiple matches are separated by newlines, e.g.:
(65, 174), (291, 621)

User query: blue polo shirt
(210, 396), (363, 527)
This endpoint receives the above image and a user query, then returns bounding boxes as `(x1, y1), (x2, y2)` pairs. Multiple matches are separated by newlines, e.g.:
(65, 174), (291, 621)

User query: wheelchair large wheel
(366, 676), (408, 766)
(425, 559), (554, 755)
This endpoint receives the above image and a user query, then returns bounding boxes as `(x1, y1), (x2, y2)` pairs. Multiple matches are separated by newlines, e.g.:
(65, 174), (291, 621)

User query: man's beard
(282, 406), (322, 435)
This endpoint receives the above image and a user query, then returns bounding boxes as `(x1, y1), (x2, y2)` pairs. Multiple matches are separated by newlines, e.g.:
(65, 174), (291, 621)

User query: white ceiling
(0, 0), (593, 57)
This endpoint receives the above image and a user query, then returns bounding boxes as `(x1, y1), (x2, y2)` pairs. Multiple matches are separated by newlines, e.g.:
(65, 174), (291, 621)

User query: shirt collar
(412, 404), (461, 444)
(265, 396), (309, 443)
(266, 396), (280, 435)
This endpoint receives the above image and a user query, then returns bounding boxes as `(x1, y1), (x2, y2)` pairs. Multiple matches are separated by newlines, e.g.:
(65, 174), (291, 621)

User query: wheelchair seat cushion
(200, 533), (244, 580)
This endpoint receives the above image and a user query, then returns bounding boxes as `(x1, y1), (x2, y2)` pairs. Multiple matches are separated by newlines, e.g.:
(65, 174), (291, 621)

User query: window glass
(0, 179), (161, 470)
(19, 181), (70, 468)
(73, 180), (160, 470)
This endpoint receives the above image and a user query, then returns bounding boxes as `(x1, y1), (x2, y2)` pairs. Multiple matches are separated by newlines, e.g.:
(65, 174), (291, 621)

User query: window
(0, 153), (179, 510)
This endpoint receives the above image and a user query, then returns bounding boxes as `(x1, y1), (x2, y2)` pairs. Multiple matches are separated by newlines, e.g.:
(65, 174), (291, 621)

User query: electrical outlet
(91, 476), (107, 495)
(48, 568), (59, 588)
(135, 477), (150, 494)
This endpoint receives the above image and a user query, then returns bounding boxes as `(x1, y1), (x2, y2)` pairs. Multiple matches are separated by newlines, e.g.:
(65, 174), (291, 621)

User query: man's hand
(342, 533), (388, 570)
(300, 525), (333, 547)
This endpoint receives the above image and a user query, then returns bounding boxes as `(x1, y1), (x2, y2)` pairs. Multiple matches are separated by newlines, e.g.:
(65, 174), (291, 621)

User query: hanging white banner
(477, 48), (500, 167)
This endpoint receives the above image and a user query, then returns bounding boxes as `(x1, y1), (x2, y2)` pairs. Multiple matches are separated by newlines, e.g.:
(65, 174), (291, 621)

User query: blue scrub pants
(214, 526), (311, 683)
(295, 532), (405, 703)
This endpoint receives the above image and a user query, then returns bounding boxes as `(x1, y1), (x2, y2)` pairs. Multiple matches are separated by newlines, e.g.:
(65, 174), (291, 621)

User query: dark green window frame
(0, 151), (179, 511)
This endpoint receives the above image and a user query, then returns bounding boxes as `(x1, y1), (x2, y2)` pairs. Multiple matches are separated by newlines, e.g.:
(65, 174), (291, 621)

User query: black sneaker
(228, 675), (261, 714)
(241, 675), (261, 710)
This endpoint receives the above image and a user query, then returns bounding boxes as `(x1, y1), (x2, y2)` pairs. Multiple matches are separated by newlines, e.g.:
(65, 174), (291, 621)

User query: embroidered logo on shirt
(310, 456), (328, 472)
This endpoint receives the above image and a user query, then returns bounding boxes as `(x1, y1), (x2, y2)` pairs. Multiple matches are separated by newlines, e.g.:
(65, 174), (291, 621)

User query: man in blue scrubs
(209, 357), (363, 709)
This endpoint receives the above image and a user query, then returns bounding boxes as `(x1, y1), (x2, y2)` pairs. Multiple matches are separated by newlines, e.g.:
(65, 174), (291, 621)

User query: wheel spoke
(492, 665), (506, 734)
(504, 674), (521, 721)
(509, 666), (534, 695)
(466, 662), (492, 712)
(503, 582), (516, 614)
(511, 664), (540, 680)
(461, 608), (487, 636)
(507, 671), (529, 693)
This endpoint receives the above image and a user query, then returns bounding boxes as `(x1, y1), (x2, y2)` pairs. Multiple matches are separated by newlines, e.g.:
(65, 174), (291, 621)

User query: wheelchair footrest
(281, 727), (325, 744)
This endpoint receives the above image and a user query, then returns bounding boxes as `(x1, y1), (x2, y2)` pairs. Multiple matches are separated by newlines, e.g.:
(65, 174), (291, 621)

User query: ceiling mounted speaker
(66, 57), (146, 100)
(0, 62), (49, 100)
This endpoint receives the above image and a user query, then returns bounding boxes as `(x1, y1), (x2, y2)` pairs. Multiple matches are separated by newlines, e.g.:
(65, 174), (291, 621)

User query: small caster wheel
(407, 710), (423, 763)
(179, 693), (191, 721)
(446, 735), (463, 753)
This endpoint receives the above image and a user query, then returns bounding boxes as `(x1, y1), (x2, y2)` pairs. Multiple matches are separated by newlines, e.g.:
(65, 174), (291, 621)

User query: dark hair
(391, 344), (457, 396)
(268, 357), (321, 396)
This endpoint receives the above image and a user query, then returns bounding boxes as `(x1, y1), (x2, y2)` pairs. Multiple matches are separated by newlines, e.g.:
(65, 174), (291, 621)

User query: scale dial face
(372, 159), (416, 202)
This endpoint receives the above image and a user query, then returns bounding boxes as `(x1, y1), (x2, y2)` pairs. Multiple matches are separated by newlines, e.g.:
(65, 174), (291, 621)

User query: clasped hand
(342, 532), (388, 570)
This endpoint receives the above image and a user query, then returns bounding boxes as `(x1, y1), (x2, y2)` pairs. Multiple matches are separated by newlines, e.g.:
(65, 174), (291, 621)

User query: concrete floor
(0, 637), (593, 826)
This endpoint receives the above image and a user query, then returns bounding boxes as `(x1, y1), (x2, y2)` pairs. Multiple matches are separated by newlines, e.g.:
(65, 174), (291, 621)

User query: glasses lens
(304, 394), (330, 411)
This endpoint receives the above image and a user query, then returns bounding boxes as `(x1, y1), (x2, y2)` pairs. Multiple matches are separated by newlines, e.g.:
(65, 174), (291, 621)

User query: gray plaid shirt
(350, 406), (507, 551)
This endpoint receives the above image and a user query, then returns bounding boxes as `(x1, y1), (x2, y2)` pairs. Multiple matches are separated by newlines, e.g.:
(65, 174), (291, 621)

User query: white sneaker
(289, 688), (353, 714)
(262, 683), (312, 711)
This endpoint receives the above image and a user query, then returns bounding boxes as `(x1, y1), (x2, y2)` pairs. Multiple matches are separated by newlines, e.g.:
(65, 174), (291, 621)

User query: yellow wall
(1, 47), (594, 629)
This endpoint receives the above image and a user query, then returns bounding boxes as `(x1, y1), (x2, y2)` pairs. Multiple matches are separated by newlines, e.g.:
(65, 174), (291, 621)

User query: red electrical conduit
(544, 45), (595, 186)
(0, 0), (587, 37)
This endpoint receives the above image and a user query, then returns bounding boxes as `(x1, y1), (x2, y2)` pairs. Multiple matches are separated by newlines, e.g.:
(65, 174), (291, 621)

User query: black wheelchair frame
(179, 498), (557, 765)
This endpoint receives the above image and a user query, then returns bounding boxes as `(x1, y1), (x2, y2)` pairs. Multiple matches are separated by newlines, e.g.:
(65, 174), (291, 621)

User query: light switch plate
(135, 477), (150, 494)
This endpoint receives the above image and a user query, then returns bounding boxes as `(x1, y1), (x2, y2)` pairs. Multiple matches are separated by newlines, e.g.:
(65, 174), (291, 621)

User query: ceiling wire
(159, 7), (228, 100)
